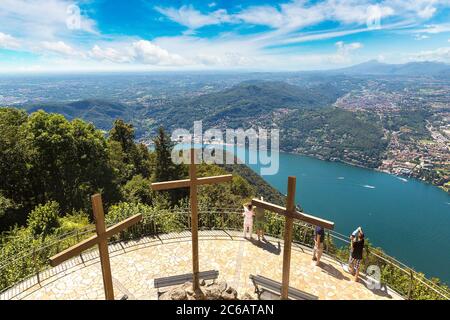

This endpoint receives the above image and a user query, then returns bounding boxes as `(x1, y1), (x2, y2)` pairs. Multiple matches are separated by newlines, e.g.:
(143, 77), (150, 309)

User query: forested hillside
(280, 108), (388, 168)
(145, 80), (343, 130)
(0, 108), (275, 233)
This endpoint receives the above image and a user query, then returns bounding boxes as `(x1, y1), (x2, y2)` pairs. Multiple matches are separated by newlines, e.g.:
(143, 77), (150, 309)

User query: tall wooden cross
(252, 176), (335, 300)
(49, 194), (142, 300)
(151, 148), (233, 290)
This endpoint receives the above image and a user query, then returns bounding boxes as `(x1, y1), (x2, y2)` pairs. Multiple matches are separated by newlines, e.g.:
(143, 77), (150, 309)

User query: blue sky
(0, 0), (449, 73)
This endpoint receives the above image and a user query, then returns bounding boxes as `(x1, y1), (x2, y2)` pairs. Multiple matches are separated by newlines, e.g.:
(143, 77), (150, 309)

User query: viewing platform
(0, 230), (402, 300)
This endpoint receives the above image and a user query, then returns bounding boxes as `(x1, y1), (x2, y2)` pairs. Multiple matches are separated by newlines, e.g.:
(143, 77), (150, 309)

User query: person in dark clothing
(349, 231), (365, 282)
(312, 226), (325, 266)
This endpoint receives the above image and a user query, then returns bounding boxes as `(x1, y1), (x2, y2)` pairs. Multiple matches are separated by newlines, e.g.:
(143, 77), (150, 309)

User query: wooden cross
(49, 194), (142, 300)
(151, 148), (232, 290)
(252, 176), (334, 300)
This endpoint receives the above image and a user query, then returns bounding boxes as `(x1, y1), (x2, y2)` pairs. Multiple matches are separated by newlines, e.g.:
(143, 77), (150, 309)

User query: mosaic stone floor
(1, 230), (402, 300)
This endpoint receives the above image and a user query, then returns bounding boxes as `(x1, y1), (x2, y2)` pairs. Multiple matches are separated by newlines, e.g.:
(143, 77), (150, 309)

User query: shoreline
(151, 141), (449, 194)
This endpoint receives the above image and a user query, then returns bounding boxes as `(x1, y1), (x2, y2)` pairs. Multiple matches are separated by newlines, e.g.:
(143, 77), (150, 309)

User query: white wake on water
(362, 184), (376, 189)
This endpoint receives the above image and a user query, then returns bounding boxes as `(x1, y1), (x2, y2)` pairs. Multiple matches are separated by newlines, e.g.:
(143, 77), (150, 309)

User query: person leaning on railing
(312, 225), (325, 266)
(349, 226), (362, 264)
(349, 227), (365, 282)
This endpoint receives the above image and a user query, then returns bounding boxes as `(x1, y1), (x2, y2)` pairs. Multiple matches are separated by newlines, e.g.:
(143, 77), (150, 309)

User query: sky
(0, 0), (450, 73)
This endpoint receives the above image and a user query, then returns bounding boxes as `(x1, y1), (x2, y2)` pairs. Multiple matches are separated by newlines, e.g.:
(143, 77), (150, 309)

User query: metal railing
(1, 207), (449, 300)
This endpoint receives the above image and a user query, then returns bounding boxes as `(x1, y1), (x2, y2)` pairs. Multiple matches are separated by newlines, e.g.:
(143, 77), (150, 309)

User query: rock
(160, 287), (187, 300)
(182, 281), (192, 290)
(241, 293), (254, 300)
(158, 291), (172, 300)
(205, 287), (222, 300)
(157, 279), (241, 300)
(172, 288), (187, 300)
(199, 279), (206, 286)
(222, 291), (237, 300)
(217, 281), (227, 292)
(186, 287), (194, 296)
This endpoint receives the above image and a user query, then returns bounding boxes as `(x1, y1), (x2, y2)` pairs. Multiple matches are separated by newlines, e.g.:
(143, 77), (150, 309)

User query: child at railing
(242, 203), (255, 239)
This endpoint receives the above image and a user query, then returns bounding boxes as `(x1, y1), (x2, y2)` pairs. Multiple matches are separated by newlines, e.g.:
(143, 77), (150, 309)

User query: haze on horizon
(1, 0), (450, 73)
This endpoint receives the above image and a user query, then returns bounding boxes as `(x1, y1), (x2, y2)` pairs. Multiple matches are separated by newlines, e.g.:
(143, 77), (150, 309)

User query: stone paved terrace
(0, 230), (403, 300)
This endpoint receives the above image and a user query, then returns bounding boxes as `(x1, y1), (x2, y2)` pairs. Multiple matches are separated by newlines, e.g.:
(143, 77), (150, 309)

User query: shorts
(350, 257), (362, 270)
(254, 219), (265, 230)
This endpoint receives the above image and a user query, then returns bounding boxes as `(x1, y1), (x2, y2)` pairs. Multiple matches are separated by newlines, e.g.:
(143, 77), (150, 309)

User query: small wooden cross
(252, 176), (334, 300)
(49, 194), (142, 300)
(151, 148), (232, 290)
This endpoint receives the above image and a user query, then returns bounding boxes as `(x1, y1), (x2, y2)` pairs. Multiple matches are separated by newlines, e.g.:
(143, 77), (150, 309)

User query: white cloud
(0, 32), (21, 49)
(131, 40), (189, 66)
(86, 40), (191, 66)
(333, 41), (364, 63)
(155, 5), (233, 30)
(89, 45), (132, 63)
(236, 6), (289, 29)
(414, 23), (450, 34)
(156, 1), (397, 33)
(41, 41), (82, 57)
(414, 34), (430, 40)
(388, 0), (441, 19)
(410, 46), (450, 62)
(0, 0), (97, 40)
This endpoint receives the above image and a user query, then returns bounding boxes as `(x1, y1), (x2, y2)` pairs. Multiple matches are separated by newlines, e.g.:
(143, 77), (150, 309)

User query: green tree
(122, 175), (154, 205)
(109, 119), (135, 155)
(0, 194), (16, 219)
(152, 127), (187, 204)
(27, 201), (60, 238)
(24, 111), (119, 212)
(0, 108), (29, 219)
(108, 120), (153, 181)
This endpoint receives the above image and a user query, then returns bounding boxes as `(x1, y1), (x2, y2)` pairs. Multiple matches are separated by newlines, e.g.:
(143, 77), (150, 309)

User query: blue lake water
(222, 147), (450, 284)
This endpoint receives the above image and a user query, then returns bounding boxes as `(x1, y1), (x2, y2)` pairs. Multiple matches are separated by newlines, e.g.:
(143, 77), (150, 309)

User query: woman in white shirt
(242, 203), (255, 239)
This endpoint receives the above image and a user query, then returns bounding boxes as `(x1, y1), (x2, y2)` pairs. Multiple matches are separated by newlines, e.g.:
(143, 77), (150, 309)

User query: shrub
(27, 201), (60, 238)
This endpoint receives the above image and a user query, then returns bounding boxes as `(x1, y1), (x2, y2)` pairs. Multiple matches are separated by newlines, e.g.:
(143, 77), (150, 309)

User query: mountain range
(333, 60), (450, 77)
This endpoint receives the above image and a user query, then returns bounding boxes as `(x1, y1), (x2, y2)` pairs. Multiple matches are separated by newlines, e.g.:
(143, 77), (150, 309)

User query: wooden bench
(249, 274), (318, 300)
(154, 270), (219, 294)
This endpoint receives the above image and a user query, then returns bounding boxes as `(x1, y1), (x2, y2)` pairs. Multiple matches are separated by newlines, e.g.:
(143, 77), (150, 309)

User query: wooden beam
(104, 214), (142, 238)
(299, 212), (334, 230)
(50, 234), (99, 267)
(92, 194), (115, 300)
(251, 198), (287, 216)
(151, 179), (191, 190)
(49, 214), (142, 267)
(281, 176), (296, 300)
(251, 198), (334, 230)
(196, 174), (233, 185)
(151, 174), (233, 191)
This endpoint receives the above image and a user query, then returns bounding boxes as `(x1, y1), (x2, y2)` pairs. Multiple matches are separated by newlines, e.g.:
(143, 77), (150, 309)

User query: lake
(228, 147), (450, 285)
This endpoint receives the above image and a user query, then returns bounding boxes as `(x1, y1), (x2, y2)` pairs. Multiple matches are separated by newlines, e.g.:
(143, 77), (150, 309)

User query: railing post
(32, 248), (40, 284)
(302, 226), (307, 245)
(407, 270), (414, 300)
